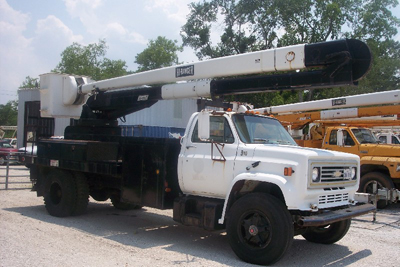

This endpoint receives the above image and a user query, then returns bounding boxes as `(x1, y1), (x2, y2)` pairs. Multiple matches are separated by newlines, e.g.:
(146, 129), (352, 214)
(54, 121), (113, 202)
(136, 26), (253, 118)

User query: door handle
(186, 145), (197, 149)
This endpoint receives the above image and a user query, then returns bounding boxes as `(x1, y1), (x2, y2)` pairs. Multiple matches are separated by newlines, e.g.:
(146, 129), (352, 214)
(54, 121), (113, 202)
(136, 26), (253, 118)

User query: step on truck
(27, 39), (375, 265)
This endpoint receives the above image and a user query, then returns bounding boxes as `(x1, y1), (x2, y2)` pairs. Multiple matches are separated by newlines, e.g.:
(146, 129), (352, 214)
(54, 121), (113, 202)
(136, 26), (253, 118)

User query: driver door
(179, 115), (238, 198)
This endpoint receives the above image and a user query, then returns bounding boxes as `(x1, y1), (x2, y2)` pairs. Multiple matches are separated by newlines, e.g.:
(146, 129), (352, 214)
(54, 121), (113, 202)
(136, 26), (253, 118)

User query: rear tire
(44, 170), (76, 217)
(226, 193), (293, 265)
(44, 170), (89, 217)
(73, 172), (89, 216)
(110, 195), (142, 210)
(359, 172), (394, 209)
(90, 189), (110, 201)
(302, 219), (351, 244)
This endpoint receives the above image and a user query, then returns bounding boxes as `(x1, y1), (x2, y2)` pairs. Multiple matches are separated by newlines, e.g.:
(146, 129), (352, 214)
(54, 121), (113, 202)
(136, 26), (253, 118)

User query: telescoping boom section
(40, 39), (371, 121)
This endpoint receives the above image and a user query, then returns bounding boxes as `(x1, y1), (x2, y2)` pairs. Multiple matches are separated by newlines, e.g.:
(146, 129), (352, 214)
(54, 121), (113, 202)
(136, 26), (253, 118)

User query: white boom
(40, 44), (305, 118)
(254, 89), (400, 115)
(79, 44), (306, 94)
(38, 39), (373, 119)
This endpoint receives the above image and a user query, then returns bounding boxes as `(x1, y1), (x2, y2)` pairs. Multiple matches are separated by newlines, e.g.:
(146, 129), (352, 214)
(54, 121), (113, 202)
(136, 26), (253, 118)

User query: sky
(0, 0), (400, 105)
(0, 0), (199, 105)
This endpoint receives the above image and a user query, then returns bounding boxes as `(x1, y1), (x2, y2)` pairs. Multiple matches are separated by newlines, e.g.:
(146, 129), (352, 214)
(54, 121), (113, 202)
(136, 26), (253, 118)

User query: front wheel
(226, 193), (293, 265)
(302, 219), (351, 244)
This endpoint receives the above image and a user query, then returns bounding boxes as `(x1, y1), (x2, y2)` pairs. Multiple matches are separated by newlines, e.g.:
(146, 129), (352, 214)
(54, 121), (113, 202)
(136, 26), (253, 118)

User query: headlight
(351, 167), (357, 180)
(312, 167), (320, 182)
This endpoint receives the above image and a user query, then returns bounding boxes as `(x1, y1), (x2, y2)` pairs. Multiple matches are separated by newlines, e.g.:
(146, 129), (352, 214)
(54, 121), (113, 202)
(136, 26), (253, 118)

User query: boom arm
(255, 90), (400, 130)
(40, 39), (372, 121)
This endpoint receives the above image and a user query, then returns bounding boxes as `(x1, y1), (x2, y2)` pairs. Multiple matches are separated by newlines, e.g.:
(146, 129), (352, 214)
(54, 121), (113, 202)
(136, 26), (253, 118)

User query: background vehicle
(376, 132), (400, 144)
(0, 140), (19, 165)
(26, 39), (375, 265)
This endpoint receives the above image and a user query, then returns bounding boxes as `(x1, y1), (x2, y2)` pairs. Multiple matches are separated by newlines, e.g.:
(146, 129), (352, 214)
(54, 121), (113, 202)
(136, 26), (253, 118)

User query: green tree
(0, 100), (18, 126)
(53, 39), (129, 80)
(182, 0), (400, 106)
(135, 36), (183, 72)
(19, 76), (39, 88)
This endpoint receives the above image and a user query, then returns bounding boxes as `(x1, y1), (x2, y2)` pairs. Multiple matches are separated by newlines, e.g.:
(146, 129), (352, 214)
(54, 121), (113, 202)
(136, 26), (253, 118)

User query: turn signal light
(284, 167), (294, 176)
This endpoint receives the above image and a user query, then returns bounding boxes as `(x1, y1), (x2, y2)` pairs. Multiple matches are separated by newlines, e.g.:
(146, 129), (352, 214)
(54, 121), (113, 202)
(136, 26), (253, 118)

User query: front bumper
(297, 203), (375, 227)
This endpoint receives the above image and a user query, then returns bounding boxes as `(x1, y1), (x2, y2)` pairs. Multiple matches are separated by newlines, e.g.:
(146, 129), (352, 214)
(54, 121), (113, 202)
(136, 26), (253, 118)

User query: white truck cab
(179, 110), (360, 220)
(376, 132), (400, 144)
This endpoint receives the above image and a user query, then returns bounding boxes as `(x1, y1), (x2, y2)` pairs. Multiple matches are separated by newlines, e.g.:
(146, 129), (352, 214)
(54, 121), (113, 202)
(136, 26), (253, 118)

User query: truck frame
(26, 39), (375, 265)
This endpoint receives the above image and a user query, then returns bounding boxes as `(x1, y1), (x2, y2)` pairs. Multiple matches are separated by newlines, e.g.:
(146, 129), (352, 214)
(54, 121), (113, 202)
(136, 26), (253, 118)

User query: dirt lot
(1, 166), (399, 266)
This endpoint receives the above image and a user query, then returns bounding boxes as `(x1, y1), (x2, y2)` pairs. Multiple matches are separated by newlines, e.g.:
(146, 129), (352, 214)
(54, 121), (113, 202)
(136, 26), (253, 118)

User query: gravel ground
(1, 166), (399, 267)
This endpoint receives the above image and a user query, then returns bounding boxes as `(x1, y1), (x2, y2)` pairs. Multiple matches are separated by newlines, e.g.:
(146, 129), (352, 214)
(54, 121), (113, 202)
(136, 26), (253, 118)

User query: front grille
(309, 161), (358, 189)
(319, 193), (349, 205)
(321, 166), (351, 182)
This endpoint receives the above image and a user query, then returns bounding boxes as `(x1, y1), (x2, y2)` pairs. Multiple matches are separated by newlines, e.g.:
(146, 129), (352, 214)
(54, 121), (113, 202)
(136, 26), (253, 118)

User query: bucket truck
(255, 90), (400, 208)
(26, 39), (376, 265)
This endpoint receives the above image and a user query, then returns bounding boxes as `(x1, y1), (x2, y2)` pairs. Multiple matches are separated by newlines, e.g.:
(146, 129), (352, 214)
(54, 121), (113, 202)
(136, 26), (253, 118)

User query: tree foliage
(135, 36), (183, 72)
(19, 76), (39, 89)
(0, 101), (18, 126)
(182, 0), (400, 106)
(53, 39), (129, 80)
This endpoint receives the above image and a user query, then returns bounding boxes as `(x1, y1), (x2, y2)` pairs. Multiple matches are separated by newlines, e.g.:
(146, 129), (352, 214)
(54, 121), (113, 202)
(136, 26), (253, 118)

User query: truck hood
(251, 144), (359, 162)
(359, 144), (400, 157)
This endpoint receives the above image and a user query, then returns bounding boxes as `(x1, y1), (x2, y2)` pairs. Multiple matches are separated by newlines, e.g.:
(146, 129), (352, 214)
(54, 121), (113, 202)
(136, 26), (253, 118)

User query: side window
(392, 136), (399, 144)
(192, 116), (234, 143)
(379, 136), (387, 143)
(329, 130), (337, 145)
(343, 130), (355, 146)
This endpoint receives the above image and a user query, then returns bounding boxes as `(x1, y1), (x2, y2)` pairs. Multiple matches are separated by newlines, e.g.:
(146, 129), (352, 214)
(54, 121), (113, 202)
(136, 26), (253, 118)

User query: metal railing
(0, 152), (31, 190)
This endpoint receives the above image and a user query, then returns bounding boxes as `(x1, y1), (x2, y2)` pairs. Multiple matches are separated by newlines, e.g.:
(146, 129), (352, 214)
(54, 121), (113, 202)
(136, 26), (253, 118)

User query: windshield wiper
(253, 138), (268, 143)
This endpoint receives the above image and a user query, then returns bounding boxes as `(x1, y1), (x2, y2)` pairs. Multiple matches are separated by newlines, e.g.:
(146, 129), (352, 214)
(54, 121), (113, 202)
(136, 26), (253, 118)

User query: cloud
(144, 0), (190, 23)
(63, 0), (104, 36)
(105, 22), (127, 36)
(33, 15), (84, 69)
(64, 0), (103, 16)
(35, 15), (83, 43)
(0, 0), (35, 103)
(0, 0), (84, 104)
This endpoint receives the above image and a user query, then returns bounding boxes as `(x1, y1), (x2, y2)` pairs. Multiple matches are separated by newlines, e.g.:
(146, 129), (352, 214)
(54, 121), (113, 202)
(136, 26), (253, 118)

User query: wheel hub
(249, 225), (259, 236)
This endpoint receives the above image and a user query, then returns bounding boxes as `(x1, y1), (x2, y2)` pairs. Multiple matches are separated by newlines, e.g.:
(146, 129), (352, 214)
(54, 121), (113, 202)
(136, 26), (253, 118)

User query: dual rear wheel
(44, 170), (89, 217)
(44, 170), (140, 216)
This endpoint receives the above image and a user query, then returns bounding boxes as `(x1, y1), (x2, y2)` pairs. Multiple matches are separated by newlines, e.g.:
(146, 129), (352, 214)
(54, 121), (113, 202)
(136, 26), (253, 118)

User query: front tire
(359, 172), (394, 209)
(302, 219), (351, 244)
(226, 193), (293, 265)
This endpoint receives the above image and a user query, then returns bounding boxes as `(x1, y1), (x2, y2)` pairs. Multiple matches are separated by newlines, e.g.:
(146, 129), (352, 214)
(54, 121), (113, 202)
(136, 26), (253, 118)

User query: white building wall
(119, 98), (198, 129)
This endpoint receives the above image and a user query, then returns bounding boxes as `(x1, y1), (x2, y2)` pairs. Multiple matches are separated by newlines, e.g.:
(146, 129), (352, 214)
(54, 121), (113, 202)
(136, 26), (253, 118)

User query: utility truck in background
(26, 39), (376, 265)
(376, 131), (400, 144)
(255, 90), (400, 208)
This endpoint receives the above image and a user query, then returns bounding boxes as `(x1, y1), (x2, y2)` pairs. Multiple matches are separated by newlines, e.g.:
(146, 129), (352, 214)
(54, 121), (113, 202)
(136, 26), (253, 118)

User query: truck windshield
(351, 128), (378, 144)
(232, 114), (297, 145)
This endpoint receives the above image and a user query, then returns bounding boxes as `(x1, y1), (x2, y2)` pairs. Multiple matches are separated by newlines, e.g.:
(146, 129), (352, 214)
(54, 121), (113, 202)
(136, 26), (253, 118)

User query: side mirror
(198, 110), (210, 141)
(337, 129), (344, 147)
